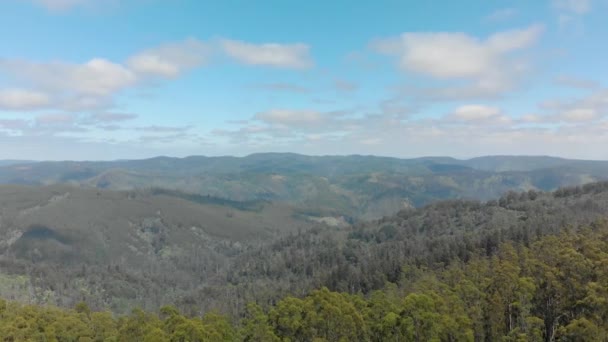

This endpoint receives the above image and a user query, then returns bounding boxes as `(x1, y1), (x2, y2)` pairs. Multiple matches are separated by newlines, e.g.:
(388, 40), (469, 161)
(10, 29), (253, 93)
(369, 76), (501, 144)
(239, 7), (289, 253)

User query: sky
(0, 0), (607, 160)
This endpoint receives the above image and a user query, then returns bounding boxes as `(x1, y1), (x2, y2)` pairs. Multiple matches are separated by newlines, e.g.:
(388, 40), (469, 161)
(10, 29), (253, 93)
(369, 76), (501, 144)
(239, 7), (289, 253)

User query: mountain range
(2, 154), (608, 221)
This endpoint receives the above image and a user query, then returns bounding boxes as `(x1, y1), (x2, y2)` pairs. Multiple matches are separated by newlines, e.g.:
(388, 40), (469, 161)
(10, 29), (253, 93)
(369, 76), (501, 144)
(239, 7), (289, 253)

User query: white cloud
(0, 40), (203, 111)
(0, 37), (315, 112)
(220, 39), (313, 69)
(73, 59), (137, 95)
(214, 106), (608, 159)
(373, 25), (543, 99)
(448, 104), (512, 125)
(36, 113), (75, 125)
(520, 114), (544, 123)
(528, 89), (608, 124)
(559, 108), (599, 122)
(128, 39), (210, 78)
(553, 0), (592, 14)
(136, 125), (192, 133)
(451, 105), (502, 121)
(374, 25), (542, 79)
(89, 112), (138, 122)
(2, 58), (136, 97)
(360, 138), (382, 145)
(212, 98), (596, 158)
(0, 88), (51, 110)
(255, 109), (324, 126)
(214, 108), (364, 145)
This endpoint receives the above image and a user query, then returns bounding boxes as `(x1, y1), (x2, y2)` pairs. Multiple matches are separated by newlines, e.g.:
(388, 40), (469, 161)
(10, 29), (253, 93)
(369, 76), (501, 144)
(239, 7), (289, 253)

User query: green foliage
(3, 222), (608, 340)
(4, 179), (608, 319)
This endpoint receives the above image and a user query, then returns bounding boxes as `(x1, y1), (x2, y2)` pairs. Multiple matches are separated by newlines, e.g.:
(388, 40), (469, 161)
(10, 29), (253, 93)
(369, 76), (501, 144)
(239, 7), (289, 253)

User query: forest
(3, 214), (608, 341)
(4, 182), (608, 321)
(3, 0), (607, 339)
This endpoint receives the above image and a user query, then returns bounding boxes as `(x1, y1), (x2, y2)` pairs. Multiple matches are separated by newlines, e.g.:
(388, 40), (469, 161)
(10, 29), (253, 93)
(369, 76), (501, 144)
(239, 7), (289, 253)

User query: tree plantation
(3, 220), (608, 341)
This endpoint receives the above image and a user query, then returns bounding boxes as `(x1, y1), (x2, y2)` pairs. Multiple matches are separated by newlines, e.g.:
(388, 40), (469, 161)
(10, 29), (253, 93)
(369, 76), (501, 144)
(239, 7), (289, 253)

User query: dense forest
(4, 182), (608, 320)
(3, 220), (608, 341)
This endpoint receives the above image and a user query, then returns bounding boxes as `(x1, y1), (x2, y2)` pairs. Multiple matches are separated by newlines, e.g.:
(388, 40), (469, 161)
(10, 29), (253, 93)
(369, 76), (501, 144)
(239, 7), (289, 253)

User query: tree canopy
(3, 220), (608, 341)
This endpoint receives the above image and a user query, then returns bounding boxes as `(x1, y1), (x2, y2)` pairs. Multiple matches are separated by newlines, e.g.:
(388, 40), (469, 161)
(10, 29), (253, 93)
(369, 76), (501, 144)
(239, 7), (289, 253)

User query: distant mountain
(2, 154), (608, 220)
(0, 160), (35, 167)
(460, 155), (586, 171)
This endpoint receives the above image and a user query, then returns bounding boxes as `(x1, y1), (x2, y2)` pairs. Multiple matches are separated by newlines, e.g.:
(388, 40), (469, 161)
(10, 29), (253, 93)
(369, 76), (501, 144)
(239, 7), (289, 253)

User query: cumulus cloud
(0, 113), (87, 136)
(519, 114), (544, 123)
(215, 101), (608, 159)
(136, 125), (192, 133)
(220, 39), (313, 69)
(551, 90), (608, 122)
(89, 112), (138, 122)
(35, 113), (75, 125)
(0, 88), (51, 110)
(519, 89), (608, 124)
(214, 108), (363, 145)
(0, 58), (137, 111)
(559, 108), (600, 122)
(0, 36), (314, 113)
(2, 58), (136, 96)
(372, 24), (544, 99)
(128, 39), (210, 78)
(255, 109), (325, 127)
(450, 104), (508, 123)
(373, 25), (542, 78)
(213, 85), (608, 159)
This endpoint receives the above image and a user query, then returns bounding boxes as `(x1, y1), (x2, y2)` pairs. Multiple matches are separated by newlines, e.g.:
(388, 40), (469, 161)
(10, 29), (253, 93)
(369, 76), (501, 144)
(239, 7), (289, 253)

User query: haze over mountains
(2, 153), (608, 340)
(1, 169), (608, 317)
(2, 154), (608, 220)
(3, 0), (608, 338)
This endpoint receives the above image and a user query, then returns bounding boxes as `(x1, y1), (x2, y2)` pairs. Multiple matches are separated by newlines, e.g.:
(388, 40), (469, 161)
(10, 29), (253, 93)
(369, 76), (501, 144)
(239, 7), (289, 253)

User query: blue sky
(0, 0), (607, 160)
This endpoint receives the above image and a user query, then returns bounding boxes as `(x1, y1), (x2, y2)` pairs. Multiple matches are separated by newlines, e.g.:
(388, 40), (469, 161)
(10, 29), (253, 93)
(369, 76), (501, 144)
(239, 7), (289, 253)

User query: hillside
(0, 185), (313, 314)
(3, 212), (608, 341)
(220, 182), (608, 313)
(3, 182), (608, 319)
(2, 154), (608, 220)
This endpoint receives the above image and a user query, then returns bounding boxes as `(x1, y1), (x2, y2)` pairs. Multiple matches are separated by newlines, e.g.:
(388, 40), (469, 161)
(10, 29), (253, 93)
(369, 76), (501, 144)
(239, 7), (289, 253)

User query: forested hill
(2, 154), (608, 220)
(220, 182), (608, 314)
(3, 182), (608, 322)
(0, 185), (314, 314)
(3, 214), (608, 341)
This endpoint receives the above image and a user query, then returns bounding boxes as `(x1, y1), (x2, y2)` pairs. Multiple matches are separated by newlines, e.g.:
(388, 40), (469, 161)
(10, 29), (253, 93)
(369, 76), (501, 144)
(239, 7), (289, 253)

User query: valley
(2, 154), (608, 340)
